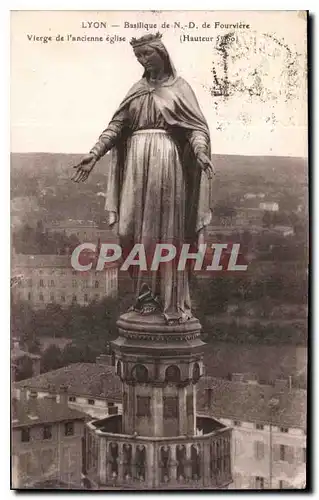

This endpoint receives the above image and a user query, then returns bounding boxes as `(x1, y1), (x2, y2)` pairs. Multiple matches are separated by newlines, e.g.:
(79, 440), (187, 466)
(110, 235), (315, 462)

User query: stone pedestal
(85, 311), (233, 489)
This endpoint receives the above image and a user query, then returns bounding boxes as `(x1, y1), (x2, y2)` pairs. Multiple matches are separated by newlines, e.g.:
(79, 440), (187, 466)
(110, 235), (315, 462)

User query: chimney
(19, 386), (28, 406)
(28, 391), (38, 419)
(232, 373), (244, 383)
(45, 392), (57, 402)
(59, 384), (68, 406)
(274, 379), (288, 392)
(100, 373), (110, 400)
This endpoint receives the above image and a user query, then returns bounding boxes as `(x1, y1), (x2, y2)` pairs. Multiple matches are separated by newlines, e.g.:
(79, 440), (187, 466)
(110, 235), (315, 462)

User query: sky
(11, 10), (307, 156)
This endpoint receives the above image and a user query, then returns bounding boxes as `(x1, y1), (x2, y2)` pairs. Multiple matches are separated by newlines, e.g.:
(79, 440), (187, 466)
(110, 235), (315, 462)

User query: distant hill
(10, 152), (308, 228)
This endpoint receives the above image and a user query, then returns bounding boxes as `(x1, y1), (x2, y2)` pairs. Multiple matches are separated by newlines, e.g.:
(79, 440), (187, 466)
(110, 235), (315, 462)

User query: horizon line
(10, 151), (308, 160)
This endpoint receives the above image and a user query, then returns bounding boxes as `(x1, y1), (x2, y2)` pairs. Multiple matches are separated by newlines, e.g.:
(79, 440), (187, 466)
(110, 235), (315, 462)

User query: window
(39, 293), (44, 301)
(43, 425), (52, 440)
(163, 396), (179, 418)
(165, 365), (181, 383)
(280, 427), (289, 433)
(192, 363), (200, 382)
(21, 428), (30, 442)
(303, 447), (306, 463)
(84, 294), (88, 302)
(256, 423), (264, 430)
(88, 399), (95, 405)
(69, 396), (76, 402)
(279, 444), (295, 462)
(136, 396), (151, 417)
(279, 480), (285, 489)
(64, 422), (74, 436)
(94, 294), (99, 301)
(233, 420), (241, 427)
(72, 280), (77, 288)
(50, 294), (55, 302)
(28, 292), (31, 301)
(61, 294), (66, 302)
(255, 476), (264, 489)
(50, 280), (55, 287)
(254, 441), (265, 460)
(131, 364), (148, 383)
(72, 294), (77, 302)
(39, 279), (44, 287)
(94, 280), (99, 288)
(28, 278), (32, 287)
(72, 270), (77, 276)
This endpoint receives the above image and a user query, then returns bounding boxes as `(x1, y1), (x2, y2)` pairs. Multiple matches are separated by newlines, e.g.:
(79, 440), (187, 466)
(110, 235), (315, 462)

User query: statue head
(130, 33), (176, 79)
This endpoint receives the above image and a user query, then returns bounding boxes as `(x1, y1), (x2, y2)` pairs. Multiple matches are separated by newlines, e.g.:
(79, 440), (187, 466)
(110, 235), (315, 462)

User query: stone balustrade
(85, 414), (232, 489)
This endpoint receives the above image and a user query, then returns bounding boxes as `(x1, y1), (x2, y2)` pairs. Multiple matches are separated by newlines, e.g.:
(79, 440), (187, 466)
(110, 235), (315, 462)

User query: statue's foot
(164, 310), (193, 325)
(130, 284), (163, 316)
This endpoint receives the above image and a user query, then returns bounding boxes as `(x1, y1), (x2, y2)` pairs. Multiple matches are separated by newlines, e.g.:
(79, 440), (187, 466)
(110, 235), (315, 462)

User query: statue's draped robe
(91, 75), (212, 322)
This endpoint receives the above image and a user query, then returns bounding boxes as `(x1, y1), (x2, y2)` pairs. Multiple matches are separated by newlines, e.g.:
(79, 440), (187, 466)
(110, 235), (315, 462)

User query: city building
(11, 254), (118, 308)
(14, 357), (306, 489)
(44, 219), (117, 243)
(11, 388), (86, 489)
(84, 314), (233, 490)
(14, 356), (122, 420)
(198, 375), (307, 489)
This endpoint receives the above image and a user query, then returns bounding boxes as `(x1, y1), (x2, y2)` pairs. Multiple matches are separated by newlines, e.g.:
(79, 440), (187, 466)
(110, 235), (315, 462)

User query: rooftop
(11, 345), (41, 361)
(12, 254), (71, 269)
(12, 253), (118, 270)
(14, 362), (306, 429)
(11, 397), (86, 428)
(14, 362), (122, 402)
(197, 376), (307, 430)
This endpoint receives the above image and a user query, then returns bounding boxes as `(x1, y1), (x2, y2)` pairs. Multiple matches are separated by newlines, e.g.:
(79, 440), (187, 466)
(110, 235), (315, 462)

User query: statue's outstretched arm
(90, 108), (128, 160)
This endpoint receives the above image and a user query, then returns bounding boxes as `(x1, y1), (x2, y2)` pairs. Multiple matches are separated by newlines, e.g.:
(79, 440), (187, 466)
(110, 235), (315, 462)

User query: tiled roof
(14, 365), (306, 430)
(12, 254), (71, 269)
(14, 362), (122, 402)
(197, 376), (307, 430)
(12, 398), (86, 428)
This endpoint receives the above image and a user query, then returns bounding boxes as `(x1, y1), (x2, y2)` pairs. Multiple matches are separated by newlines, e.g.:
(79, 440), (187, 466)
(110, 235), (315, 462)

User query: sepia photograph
(10, 10), (308, 490)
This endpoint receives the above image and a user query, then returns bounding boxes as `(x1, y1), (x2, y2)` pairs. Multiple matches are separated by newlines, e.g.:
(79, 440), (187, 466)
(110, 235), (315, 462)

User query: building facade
(43, 220), (118, 243)
(11, 254), (118, 308)
(14, 357), (122, 420)
(12, 388), (86, 489)
(199, 375), (307, 489)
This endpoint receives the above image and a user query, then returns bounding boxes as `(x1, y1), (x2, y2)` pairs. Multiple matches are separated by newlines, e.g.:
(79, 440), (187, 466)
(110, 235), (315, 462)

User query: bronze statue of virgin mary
(73, 33), (215, 324)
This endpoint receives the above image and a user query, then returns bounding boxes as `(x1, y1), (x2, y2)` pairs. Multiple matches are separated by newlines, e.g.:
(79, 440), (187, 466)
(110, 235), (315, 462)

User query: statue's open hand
(196, 152), (216, 180)
(71, 153), (97, 183)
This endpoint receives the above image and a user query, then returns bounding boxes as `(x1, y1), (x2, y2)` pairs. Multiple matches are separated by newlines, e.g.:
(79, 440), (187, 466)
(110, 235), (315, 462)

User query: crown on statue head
(130, 32), (163, 48)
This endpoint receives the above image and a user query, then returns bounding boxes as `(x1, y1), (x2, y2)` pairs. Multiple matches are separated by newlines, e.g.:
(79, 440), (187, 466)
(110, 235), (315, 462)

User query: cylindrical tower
(112, 313), (205, 438)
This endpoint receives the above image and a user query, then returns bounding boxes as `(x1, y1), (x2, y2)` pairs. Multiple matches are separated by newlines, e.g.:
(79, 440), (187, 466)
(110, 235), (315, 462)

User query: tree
(41, 345), (63, 373)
